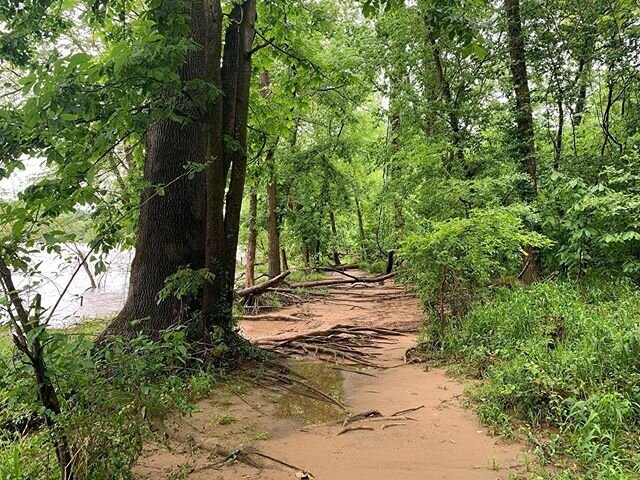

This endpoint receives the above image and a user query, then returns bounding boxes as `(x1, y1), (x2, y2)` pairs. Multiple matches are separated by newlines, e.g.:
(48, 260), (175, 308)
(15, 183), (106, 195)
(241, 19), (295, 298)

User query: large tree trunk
(505, 0), (539, 284)
(101, 0), (216, 340)
(244, 189), (258, 288)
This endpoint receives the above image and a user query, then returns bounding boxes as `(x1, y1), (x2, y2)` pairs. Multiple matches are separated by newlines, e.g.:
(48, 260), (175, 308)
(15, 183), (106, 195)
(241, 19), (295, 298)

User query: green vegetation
(419, 282), (640, 479)
(0, 325), (219, 479)
(1, 0), (639, 478)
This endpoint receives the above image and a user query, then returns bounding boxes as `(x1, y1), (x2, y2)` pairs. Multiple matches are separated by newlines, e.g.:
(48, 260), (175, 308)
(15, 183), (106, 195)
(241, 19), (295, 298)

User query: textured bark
(329, 211), (340, 266)
(102, 0), (216, 340)
(281, 247), (289, 271)
(260, 71), (281, 279)
(505, 0), (539, 284)
(505, 0), (537, 196)
(266, 156), (281, 278)
(103, 0), (257, 340)
(244, 190), (258, 288)
(217, 0), (257, 327)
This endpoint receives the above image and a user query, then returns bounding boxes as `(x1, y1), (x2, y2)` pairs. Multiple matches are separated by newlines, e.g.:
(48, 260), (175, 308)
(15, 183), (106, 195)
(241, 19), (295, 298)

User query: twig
(391, 405), (424, 417)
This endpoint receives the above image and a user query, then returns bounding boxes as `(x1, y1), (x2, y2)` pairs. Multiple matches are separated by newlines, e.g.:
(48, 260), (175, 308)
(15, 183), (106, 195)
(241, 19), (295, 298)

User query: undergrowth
(419, 280), (640, 480)
(0, 324), (222, 479)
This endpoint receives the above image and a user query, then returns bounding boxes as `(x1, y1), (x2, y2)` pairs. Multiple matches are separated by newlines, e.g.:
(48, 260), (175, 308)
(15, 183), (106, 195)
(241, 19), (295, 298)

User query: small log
(237, 270), (291, 297)
(239, 314), (308, 322)
(289, 272), (396, 289)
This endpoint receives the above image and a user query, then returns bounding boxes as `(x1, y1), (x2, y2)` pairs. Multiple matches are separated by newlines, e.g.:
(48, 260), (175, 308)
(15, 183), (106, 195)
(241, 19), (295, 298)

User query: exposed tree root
(336, 425), (375, 436)
(256, 324), (406, 368)
(251, 359), (348, 410)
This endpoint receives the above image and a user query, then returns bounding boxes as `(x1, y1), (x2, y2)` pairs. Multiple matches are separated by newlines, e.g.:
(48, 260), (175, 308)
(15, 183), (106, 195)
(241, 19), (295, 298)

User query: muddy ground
(134, 274), (533, 480)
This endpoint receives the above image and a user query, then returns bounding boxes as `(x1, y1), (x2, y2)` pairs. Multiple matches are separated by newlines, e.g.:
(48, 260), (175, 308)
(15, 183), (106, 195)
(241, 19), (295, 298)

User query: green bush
(401, 207), (550, 342)
(0, 327), (218, 479)
(424, 281), (640, 478)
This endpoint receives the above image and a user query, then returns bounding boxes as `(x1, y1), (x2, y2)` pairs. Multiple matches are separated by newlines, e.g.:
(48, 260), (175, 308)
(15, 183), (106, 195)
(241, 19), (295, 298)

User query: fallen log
(315, 263), (359, 272)
(239, 314), (309, 322)
(289, 272), (396, 289)
(237, 270), (291, 297)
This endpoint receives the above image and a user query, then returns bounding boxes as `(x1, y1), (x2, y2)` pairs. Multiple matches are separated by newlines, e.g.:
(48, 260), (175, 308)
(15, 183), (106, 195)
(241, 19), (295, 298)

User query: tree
(504, 0), (539, 283)
(101, 0), (258, 340)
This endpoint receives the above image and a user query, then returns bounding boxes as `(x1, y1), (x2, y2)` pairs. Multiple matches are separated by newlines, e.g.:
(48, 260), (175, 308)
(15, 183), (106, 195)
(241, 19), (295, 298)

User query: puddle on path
(274, 361), (345, 425)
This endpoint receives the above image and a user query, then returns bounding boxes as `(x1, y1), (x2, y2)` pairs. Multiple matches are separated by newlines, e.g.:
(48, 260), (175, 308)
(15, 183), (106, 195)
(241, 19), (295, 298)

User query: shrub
(423, 281), (640, 477)
(401, 207), (549, 342)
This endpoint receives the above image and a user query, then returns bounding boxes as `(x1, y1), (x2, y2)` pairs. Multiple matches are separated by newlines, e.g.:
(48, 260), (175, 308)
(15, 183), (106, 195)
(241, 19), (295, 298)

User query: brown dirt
(134, 273), (532, 479)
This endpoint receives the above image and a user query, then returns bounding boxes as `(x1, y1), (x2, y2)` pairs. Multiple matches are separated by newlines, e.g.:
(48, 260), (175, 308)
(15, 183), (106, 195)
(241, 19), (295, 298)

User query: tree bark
(101, 0), (217, 340)
(329, 211), (341, 266)
(504, 0), (539, 284)
(103, 0), (257, 341)
(281, 247), (289, 271)
(505, 0), (537, 197)
(244, 189), (258, 288)
(217, 0), (257, 327)
(425, 24), (467, 177)
(266, 152), (281, 278)
(261, 71), (281, 279)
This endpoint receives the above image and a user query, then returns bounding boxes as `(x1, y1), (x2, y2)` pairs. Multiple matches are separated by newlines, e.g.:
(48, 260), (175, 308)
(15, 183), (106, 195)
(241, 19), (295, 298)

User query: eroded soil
(135, 274), (532, 479)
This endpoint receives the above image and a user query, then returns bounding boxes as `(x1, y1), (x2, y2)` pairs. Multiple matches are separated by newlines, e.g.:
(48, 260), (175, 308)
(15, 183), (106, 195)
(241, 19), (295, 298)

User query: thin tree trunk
(260, 71), (281, 279)
(303, 243), (310, 267)
(354, 192), (367, 260)
(266, 153), (281, 278)
(505, 0), (537, 195)
(0, 259), (74, 479)
(217, 0), (257, 328)
(244, 190), (258, 288)
(329, 211), (340, 266)
(72, 246), (97, 289)
(281, 248), (289, 271)
(426, 24), (467, 176)
(554, 94), (564, 170)
(574, 57), (589, 126)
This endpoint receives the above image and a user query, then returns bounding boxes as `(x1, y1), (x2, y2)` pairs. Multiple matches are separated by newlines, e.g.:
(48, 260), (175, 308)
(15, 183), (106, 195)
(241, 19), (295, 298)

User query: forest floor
(134, 272), (534, 480)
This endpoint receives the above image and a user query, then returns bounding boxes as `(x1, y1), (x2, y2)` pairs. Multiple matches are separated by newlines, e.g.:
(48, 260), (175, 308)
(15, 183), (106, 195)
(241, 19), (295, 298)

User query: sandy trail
(135, 274), (529, 479)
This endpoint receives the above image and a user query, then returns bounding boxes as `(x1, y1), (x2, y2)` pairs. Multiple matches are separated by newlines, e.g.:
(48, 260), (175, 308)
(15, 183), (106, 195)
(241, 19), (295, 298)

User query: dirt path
(135, 274), (530, 479)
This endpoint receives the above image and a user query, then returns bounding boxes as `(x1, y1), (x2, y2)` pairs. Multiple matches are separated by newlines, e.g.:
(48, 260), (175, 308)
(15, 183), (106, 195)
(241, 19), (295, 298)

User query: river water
(5, 248), (132, 328)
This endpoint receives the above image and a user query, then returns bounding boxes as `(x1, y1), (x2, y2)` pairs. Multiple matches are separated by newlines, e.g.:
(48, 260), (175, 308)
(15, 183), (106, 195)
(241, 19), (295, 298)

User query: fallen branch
(239, 314), (310, 322)
(237, 270), (291, 297)
(336, 425), (375, 436)
(289, 272), (396, 289)
(391, 405), (425, 417)
(342, 410), (382, 427)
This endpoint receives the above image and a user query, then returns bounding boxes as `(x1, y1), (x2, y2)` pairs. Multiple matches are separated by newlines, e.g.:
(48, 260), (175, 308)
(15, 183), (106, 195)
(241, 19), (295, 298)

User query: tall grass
(421, 281), (640, 479)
